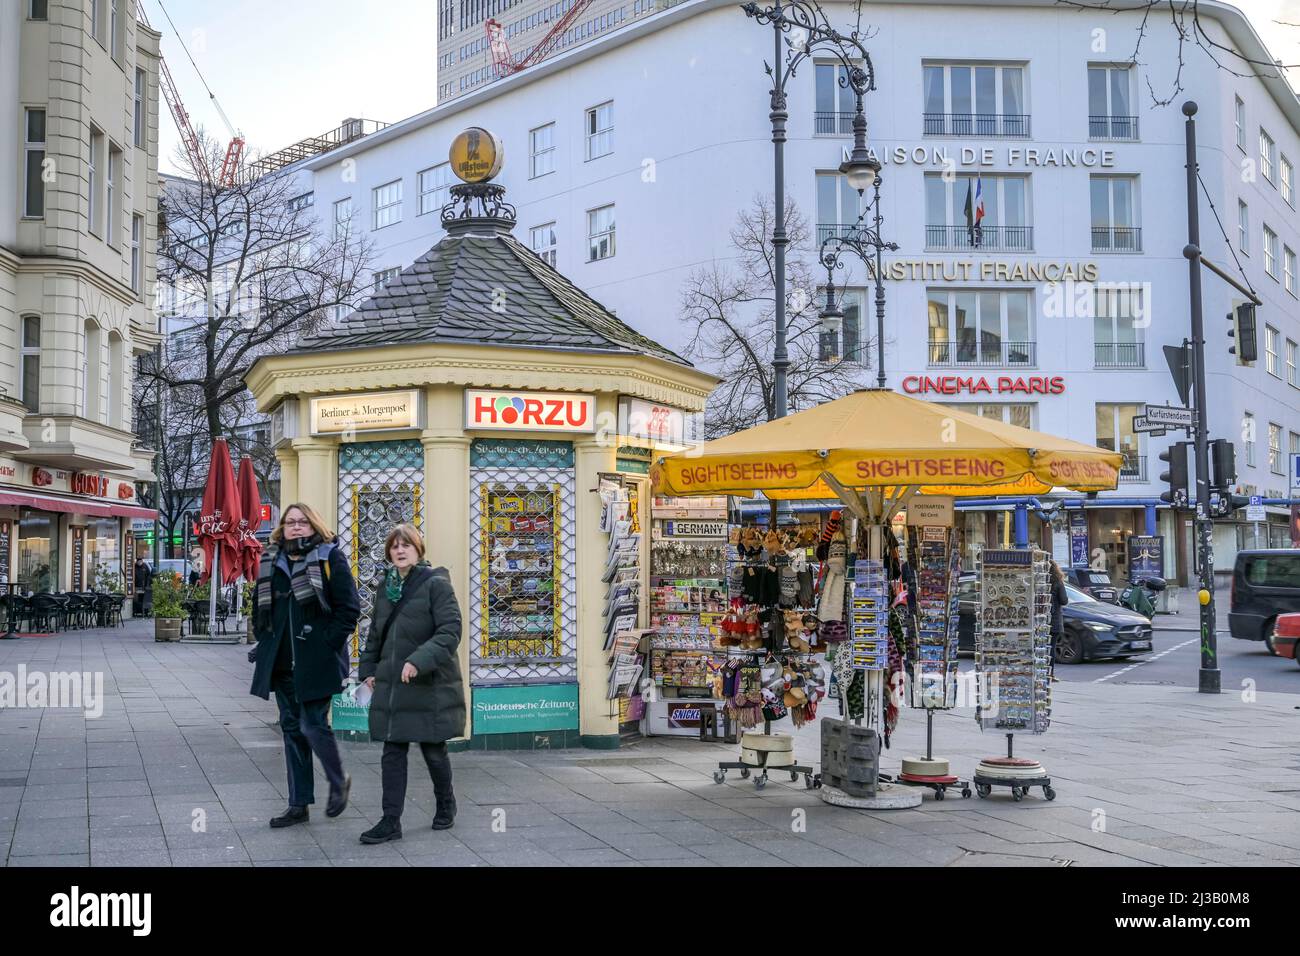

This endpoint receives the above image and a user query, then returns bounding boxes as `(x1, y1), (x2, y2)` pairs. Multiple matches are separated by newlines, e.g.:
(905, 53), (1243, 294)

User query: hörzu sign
(466, 389), (596, 433)
(309, 390), (422, 435)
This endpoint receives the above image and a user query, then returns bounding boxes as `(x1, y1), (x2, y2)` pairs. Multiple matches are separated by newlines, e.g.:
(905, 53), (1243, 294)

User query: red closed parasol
(194, 438), (243, 587)
(235, 455), (264, 580)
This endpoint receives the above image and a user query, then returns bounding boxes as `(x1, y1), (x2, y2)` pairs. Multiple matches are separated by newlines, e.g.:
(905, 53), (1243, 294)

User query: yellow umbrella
(652, 389), (1122, 508)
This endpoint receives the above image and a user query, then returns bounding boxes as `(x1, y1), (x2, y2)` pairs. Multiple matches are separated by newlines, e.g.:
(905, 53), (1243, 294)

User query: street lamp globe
(841, 151), (880, 194)
(819, 297), (843, 361)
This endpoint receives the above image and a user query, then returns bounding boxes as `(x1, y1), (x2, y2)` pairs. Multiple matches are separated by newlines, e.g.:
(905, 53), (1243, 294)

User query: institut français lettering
(872, 261), (1100, 283)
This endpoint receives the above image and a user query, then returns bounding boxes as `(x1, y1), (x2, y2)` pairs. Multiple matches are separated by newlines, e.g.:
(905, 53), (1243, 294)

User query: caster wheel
(1012, 788), (1024, 802)
(962, 788), (972, 799)
(935, 788), (946, 801)
(754, 775), (768, 791)
(1044, 786), (1056, 801)
(975, 783), (991, 798)
(790, 771), (799, 782)
(740, 768), (750, 779)
(712, 771), (725, 784)
(804, 775), (814, 790)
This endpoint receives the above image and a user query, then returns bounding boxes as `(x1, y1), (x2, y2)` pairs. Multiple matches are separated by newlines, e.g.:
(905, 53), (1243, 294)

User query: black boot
(326, 774), (352, 818)
(359, 816), (403, 844)
(270, 805), (309, 829)
(432, 794), (457, 830)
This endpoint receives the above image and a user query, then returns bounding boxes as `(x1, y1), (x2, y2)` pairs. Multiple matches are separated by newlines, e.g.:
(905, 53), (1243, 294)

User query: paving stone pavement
(1, 620), (1297, 867)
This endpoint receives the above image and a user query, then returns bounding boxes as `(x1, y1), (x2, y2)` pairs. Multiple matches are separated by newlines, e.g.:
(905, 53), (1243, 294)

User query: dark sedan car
(956, 576), (1153, 663)
(1065, 567), (1119, 604)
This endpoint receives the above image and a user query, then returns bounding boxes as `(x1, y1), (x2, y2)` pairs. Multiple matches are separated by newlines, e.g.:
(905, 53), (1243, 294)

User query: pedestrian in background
(249, 503), (360, 828)
(358, 523), (464, 844)
(1049, 559), (1068, 682)
(133, 556), (152, 616)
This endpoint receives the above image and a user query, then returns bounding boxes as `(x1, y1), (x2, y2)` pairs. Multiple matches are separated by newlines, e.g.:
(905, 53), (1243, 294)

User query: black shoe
(270, 806), (309, 829)
(326, 774), (351, 818)
(432, 795), (457, 830)
(359, 816), (403, 845)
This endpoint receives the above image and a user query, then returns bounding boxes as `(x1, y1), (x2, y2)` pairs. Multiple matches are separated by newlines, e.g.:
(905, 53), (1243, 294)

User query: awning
(0, 490), (157, 520)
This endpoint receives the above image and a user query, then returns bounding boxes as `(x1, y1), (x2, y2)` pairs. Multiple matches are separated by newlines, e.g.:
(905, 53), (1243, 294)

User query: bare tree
(1056, 0), (1300, 107)
(679, 196), (869, 438)
(144, 130), (373, 443)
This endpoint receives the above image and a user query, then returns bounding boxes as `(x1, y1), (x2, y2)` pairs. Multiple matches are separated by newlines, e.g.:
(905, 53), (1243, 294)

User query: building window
(818, 287), (868, 363)
(110, 0), (122, 61)
(530, 222), (557, 267)
(1093, 285), (1145, 367)
(373, 267), (400, 292)
(1237, 200), (1248, 253)
(936, 402), (1033, 429)
(417, 163), (452, 216)
(1266, 325), (1280, 377)
(1270, 423), (1284, 475)
(1260, 129), (1275, 184)
(927, 289), (1034, 366)
(108, 332), (123, 429)
(29, 0), (47, 19)
(88, 127), (104, 237)
(1291, 431), (1300, 458)
(814, 62), (857, 135)
(83, 321), (101, 421)
(816, 171), (865, 244)
(1264, 225), (1279, 279)
(1245, 411), (1256, 466)
(130, 214), (142, 293)
(1089, 175), (1140, 251)
(106, 144), (121, 247)
(23, 108), (45, 218)
(1095, 402), (1145, 481)
(134, 67), (146, 147)
(1235, 96), (1245, 152)
(20, 315), (40, 411)
(1282, 156), (1294, 206)
(90, 0), (105, 44)
(1286, 246), (1297, 296)
(17, 509), (59, 594)
(333, 198), (353, 239)
(530, 123), (556, 178)
(585, 101), (613, 160)
(923, 62), (1028, 137)
(288, 192), (314, 212)
(587, 204), (615, 260)
(372, 179), (402, 230)
(1087, 64), (1137, 139)
(924, 173), (1030, 251)
(1287, 339), (1298, 387)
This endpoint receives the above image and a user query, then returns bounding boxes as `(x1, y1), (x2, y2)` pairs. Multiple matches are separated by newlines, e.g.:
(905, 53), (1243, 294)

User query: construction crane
(486, 0), (594, 78)
(138, 1), (244, 187)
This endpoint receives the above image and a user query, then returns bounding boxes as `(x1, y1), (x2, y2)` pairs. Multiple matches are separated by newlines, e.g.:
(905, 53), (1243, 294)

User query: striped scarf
(256, 536), (334, 620)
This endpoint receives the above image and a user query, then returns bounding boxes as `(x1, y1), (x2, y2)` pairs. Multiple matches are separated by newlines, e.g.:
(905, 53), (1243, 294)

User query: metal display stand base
(896, 772), (971, 800)
(972, 734), (1056, 802)
(819, 782), (923, 809)
(713, 758), (820, 791)
(894, 710), (969, 799)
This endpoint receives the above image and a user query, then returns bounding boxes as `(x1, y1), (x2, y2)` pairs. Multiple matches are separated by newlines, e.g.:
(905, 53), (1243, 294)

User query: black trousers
(381, 741), (453, 820)
(271, 670), (346, 807)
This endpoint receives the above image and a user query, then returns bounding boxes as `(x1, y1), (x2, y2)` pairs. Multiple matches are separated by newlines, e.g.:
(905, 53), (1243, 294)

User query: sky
(151, 0), (1300, 177)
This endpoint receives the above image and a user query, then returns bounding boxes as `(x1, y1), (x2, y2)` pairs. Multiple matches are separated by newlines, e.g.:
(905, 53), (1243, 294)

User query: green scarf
(384, 560), (431, 603)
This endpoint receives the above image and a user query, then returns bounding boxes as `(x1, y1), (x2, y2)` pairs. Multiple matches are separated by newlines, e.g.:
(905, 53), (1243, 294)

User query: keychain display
(973, 547), (1052, 734)
(905, 525), (961, 709)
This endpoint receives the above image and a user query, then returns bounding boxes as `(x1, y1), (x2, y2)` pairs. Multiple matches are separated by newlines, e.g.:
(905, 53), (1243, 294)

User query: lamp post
(818, 96), (898, 383)
(741, 0), (875, 419)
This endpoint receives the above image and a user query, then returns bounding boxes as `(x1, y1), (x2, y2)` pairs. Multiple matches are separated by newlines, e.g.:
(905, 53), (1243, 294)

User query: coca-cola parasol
(194, 438), (243, 586)
(235, 455), (264, 580)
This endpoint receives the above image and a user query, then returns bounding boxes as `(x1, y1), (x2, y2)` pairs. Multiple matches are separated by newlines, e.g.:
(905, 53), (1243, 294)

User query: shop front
(247, 152), (717, 750)
(0, 454), (157, 605)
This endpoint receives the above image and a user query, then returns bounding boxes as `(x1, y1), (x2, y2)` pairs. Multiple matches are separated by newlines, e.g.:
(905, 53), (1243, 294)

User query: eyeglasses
(283, 518), (312, 528)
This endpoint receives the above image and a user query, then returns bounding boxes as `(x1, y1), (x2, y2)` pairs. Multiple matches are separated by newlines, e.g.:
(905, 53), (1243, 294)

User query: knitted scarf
(256, 535), (334, 619)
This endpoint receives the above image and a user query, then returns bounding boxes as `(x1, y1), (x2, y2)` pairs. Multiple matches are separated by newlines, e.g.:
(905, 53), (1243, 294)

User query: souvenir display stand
(642, 498), (732, 738)
(896, 522), (971, 800)
(972, 547), (1056, 802)
(711, 513), (827, 790)
(597, 475), (646, 737)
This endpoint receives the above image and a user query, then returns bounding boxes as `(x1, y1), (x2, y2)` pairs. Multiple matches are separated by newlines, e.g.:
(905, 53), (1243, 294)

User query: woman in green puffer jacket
(357, 523), (465, 844)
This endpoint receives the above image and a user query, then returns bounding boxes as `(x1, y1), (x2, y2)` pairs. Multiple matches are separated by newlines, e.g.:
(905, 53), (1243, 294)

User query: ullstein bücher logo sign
(310, 390), (422, 435)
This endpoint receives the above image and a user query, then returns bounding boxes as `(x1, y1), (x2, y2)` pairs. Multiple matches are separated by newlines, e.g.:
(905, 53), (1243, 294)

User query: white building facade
(281, 0), (1300, 582)
(0, 0), (161, 597)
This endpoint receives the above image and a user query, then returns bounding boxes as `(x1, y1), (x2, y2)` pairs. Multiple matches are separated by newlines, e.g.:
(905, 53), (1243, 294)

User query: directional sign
(1132, 415), (1167, 436)
(1143, 405), (1195, 428)
(1246, 495), (1266, 522)
(1291, 453), (1300, 497)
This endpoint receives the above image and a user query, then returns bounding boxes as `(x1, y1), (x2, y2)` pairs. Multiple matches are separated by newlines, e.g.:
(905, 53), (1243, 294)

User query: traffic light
(1210, 438), (1236, 493)
(1228, 303), (1258, 363)
(1159, 441), (1190, 508)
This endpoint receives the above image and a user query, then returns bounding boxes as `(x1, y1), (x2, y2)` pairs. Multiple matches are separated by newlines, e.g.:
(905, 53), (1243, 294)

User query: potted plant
(152, 570), (185, 642)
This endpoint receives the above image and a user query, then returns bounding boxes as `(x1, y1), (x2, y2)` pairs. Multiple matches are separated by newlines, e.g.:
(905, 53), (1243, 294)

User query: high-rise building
(0, 0), (161, 595)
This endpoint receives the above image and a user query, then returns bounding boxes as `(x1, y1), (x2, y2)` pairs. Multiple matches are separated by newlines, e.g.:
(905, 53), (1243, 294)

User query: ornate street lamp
(741, 0), (875, 419)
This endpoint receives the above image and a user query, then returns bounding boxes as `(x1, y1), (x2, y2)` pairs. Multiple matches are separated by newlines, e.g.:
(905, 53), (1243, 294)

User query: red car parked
(1272, 613), (1300, 668)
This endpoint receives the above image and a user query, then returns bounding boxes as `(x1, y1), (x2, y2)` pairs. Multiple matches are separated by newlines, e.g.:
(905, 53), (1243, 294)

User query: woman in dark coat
(1049, 560), (1068, 682)
(249, 502), (361, 829)
(357, 523), (465, 844)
